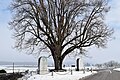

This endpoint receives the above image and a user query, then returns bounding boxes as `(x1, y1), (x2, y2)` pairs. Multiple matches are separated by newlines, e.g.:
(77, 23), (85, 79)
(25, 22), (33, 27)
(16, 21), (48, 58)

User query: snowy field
(0, 65), (97, 80)
(26, 71), (97, 80)
(0, 65), (37, 73)
(21, 67), (97, 80)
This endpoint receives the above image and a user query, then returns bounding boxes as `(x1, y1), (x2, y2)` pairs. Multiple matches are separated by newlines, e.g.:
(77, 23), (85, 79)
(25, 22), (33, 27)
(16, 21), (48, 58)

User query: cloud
(106, 0), (120, 28)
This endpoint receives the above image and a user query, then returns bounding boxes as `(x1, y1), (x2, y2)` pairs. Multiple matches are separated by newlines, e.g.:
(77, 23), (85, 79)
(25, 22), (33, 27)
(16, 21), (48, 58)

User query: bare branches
(10, 0), (113, 69)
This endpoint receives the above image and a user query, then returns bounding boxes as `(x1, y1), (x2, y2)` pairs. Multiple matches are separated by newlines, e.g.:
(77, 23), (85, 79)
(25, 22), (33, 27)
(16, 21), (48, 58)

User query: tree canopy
(9, 0), (113, 70)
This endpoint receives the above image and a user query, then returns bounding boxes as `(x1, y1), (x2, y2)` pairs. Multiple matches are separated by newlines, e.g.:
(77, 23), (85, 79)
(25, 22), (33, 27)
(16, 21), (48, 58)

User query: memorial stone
(76, 58), (84, 71)
(38, 56), (48, 74)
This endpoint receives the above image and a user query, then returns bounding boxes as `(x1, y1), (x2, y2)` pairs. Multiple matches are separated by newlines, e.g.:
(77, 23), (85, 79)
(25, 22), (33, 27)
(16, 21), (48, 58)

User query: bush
(0, 69), (7, 73)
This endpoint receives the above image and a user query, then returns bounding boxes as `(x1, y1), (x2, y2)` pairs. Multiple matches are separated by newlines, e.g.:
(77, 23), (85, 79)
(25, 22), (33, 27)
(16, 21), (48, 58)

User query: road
(81, 70), (120, 80)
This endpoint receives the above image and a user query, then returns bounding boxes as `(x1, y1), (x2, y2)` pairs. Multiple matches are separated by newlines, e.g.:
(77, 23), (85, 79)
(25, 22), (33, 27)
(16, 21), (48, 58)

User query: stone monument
(76, 57), (84, 71)
(38, 56), (48, 75)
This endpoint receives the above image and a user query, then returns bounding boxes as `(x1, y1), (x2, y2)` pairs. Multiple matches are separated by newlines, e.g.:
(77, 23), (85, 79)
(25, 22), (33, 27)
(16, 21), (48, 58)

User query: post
(13, 62), (14, 74)
(71, 70), (73, 75)
(51, 71), (53, 76)
(83, 67), (85, 74)
(38, 57), (41, 74)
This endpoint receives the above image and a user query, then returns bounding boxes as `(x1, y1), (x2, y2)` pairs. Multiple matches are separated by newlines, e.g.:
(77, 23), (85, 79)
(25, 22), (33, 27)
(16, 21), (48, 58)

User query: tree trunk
(51, 44), (64, 71)
(53, 58), (63, 71)
(53, 55), (64, 71)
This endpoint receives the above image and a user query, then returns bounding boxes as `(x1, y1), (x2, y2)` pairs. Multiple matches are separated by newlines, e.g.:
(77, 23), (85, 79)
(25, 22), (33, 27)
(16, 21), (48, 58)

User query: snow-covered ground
(23, 71), (97, 80)
(0, 66), (7, 70)
(5, 67), (37, 73)
(113, 68), (120, 71)
(0, 65), (37, 73)
(19, 71), (97, 80)
(0, 65), (97, 80)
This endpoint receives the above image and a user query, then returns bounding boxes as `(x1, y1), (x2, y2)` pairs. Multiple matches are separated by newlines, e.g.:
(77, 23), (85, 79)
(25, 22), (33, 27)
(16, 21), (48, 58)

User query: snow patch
(114, 68), (120, 71)
(26, 71), (97, 80)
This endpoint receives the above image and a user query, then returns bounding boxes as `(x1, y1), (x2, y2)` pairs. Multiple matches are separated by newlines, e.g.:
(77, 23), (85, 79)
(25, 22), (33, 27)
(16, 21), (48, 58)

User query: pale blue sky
(0, 0), (120, 64)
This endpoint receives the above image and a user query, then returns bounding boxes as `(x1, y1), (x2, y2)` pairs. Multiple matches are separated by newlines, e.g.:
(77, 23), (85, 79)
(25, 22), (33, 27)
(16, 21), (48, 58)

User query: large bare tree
(9, 0), (113, 70)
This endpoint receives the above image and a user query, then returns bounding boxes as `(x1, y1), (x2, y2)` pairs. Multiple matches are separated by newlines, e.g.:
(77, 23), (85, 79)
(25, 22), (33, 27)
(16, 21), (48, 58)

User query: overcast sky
(0, 0), (120, 64)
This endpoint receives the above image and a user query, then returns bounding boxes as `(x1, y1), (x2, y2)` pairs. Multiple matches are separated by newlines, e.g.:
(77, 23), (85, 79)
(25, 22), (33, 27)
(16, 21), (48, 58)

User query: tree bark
(51, 43), (64, 71)
(53, 55), (64, 71)
(52, 49), (64, 71)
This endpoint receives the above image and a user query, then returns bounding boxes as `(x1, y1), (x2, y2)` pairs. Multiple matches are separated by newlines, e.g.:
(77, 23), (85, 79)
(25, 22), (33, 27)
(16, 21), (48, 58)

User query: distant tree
(95, 64), (102, 68)
(0, 69), (6, 73)
(85, 63), (91, 66)
(104, 60), (119, 68)
(9, 0), (113, 71)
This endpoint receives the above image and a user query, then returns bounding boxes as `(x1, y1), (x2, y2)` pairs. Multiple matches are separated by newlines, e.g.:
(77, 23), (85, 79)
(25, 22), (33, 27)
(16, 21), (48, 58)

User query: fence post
(71, 70), (73, 75)
(13, 62), (14, 74)
(51, 71), (53, 76)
